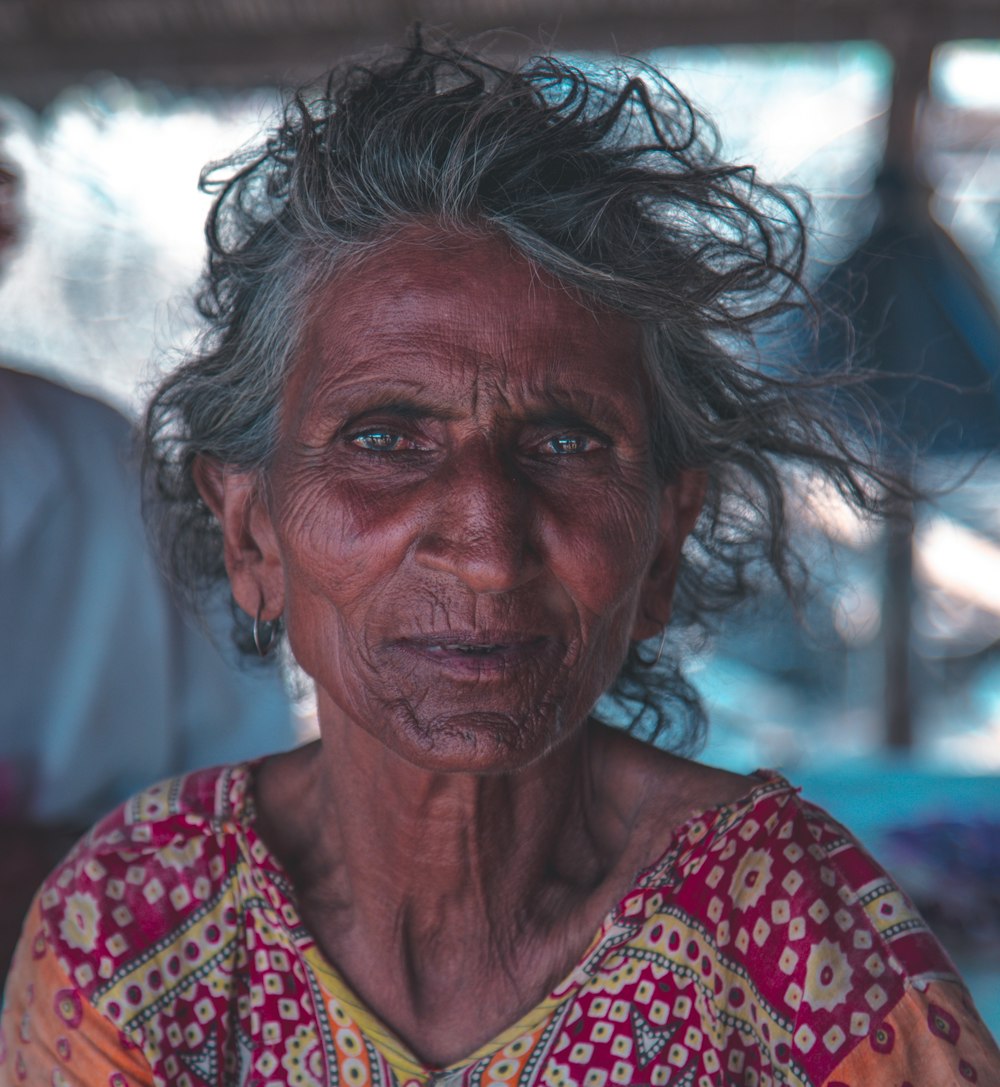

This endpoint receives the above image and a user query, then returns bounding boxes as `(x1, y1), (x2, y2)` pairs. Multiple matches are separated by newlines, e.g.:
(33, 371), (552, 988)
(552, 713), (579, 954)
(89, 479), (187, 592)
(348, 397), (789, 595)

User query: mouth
(426, 642), (509, 655)
(389, 633), (553, 674)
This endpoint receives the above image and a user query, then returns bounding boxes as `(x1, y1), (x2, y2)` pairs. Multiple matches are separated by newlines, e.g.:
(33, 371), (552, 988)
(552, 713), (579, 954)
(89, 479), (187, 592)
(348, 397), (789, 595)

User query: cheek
(270, 470), (442, 680)
(268, 484), (371, 664)
(544, 482), (660, 619)
(275, 470), (415, 595)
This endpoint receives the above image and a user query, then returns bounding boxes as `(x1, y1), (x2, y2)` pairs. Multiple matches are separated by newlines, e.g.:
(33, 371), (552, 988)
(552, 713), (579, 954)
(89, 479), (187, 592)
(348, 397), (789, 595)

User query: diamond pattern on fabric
(2, 763), (998, 1087)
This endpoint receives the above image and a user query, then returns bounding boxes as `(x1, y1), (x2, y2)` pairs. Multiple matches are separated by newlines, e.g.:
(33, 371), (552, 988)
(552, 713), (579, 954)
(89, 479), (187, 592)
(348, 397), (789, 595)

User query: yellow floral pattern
(57, 891), (99, 953)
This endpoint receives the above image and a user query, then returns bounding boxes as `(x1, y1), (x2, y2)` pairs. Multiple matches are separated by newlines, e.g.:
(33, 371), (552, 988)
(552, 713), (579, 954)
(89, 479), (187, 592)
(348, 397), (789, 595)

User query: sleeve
(0, 899), (154, 1087)
(822, 976), (1000, 1087)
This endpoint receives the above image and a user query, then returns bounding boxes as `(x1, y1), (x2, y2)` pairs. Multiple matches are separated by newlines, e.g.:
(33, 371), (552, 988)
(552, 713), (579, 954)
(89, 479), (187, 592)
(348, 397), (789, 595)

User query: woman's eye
(543, 434), (599, 455)
(349, 429), (409, 452)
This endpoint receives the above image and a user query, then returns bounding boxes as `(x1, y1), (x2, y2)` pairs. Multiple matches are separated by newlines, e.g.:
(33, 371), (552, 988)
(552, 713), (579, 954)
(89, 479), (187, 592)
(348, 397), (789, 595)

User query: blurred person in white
(0, 136), (296, 970)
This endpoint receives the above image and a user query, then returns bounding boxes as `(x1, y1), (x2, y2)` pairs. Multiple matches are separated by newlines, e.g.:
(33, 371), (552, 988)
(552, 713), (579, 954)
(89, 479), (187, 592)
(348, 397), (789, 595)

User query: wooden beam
(1, 1), (1000, 108)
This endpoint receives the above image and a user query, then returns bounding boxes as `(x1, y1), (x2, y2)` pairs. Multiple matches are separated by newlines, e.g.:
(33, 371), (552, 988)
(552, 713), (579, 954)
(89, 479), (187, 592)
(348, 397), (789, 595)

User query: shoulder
(593, 736), (958, 993)
(35, 762), (256, 997)
(594, 770), (988, 1081)
(1, 897), (155, 1086)
(15, 759), (310, 1080)
(0, 365), (129, 423)
(0, 366), (136, 560)
(661, 770), (957, 982)
(0, 365), (131, 454)
(592, 727), (758, 849)
(635, 773), (964, 1056)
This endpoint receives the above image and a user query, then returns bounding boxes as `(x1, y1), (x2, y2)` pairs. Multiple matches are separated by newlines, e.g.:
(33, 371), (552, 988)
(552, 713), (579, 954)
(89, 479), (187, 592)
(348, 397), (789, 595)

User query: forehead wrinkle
(308, 374), (436, 416)
(302, 309), (605, 407)
(294, 345), (647, 439)
(329, 240), (592, 352)
(290, 226), (646, 432)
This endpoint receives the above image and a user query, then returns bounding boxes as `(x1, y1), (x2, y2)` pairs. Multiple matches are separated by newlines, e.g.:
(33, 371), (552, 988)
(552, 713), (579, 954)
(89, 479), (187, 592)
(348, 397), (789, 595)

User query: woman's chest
(126, 902), (792, 1087)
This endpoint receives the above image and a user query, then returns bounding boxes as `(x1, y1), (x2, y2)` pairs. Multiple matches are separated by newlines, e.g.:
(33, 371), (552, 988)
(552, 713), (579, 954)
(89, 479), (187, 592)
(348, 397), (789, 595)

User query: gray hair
(145, 31), (894, 750)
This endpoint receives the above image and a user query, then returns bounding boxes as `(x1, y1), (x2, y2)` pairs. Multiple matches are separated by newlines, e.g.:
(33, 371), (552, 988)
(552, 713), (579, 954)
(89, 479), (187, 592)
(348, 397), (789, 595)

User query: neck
(256, 692), (651, 947)
(250, 690), (731, 1066)
(322, 692), (619, 913)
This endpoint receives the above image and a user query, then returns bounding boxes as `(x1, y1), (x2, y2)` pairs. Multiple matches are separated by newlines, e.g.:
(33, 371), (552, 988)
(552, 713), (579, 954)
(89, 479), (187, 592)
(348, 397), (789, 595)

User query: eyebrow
(520, 387), (635, 431)
(313, 383), (633, 433)
(516, 406), (613, 433)
(339, 397), (463, 428)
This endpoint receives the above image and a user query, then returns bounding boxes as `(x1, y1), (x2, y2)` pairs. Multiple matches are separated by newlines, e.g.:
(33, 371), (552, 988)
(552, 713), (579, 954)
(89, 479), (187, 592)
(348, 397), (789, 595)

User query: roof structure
(2, 0), (1000, 107)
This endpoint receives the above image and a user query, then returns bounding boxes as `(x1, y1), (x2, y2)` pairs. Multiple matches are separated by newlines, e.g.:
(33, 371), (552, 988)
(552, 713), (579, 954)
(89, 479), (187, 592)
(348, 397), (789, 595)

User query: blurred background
(1, 0), (998, 1029)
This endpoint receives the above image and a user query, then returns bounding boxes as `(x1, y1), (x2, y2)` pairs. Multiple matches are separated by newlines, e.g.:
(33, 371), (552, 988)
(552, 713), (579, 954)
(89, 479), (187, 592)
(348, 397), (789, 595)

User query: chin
(379, 706), (572, 776)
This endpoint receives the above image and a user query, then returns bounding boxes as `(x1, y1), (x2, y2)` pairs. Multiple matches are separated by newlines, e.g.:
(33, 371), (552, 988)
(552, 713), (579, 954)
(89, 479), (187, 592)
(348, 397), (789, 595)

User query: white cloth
(0, 366), (296, 823)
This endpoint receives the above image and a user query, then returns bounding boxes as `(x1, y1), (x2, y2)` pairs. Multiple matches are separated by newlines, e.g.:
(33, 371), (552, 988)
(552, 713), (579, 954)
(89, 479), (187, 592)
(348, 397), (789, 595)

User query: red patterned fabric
(2, 763), (998, 1086)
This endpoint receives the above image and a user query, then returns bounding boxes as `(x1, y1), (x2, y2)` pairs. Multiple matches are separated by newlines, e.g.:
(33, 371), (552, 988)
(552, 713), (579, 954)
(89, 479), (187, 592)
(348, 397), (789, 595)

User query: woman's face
(212, 226), (702, 774)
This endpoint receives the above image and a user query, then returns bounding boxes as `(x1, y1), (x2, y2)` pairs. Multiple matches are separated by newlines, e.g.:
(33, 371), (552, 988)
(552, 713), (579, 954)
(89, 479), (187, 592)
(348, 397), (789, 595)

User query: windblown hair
(146, 32), (893, 750)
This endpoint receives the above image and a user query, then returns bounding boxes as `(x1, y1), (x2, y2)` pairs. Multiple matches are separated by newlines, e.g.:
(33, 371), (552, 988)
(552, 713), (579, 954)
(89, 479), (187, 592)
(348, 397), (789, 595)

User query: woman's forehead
(290, 225), (644, 404)
(316, 223), (611, 325)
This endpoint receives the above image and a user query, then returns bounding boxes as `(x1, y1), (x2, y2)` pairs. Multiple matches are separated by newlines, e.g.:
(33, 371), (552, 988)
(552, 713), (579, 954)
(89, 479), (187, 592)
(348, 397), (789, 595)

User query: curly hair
(145, 31), (895, 751)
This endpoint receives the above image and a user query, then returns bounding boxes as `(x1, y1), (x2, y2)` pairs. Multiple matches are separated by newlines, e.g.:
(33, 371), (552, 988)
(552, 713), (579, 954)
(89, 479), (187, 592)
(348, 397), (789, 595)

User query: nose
(414, 440), (543, 594)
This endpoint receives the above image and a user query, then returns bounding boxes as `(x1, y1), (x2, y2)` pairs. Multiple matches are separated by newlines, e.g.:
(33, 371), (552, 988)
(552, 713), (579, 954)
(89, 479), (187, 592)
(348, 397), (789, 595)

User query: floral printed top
(1, 763), (998, 1087)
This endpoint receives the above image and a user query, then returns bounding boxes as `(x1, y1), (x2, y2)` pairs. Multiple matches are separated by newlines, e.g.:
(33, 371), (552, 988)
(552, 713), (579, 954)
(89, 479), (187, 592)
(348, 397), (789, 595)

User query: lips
(426, 642), (506, 655)
(396, 632), (549, 651)
(387, 633), (555, 676)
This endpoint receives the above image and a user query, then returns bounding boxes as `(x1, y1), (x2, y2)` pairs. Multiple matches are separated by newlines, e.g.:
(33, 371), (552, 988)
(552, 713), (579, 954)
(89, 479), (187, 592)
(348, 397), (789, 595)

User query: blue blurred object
(817, 168), (1000, 457)
(882, 818), (1000, 956)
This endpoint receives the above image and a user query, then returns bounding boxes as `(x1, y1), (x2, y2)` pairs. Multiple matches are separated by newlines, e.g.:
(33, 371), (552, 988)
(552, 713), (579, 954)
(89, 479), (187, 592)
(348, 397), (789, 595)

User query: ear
(632, 468), (707, 642)
(193, 455), (285, 622)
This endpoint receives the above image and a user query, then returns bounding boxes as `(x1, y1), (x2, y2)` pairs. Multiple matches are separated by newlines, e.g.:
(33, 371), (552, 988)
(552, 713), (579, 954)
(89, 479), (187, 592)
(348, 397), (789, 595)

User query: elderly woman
(3, 35), (998, 1087)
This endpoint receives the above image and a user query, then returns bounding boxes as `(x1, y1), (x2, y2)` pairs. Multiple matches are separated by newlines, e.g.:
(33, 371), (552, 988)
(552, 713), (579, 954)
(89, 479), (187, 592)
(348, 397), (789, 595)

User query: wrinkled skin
(203, 225), (702, 774)
(195, 225), (738, 1063)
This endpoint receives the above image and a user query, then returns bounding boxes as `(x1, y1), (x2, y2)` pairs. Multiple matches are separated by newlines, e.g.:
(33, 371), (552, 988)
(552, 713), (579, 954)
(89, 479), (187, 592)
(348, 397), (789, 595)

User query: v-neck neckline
(227, 761), (792, 1078)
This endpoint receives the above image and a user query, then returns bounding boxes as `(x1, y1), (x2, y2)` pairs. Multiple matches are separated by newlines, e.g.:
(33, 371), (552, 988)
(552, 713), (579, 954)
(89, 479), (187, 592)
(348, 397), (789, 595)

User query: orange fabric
(0, 899), (153, 1087)
(819, 978), (999, 1087)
